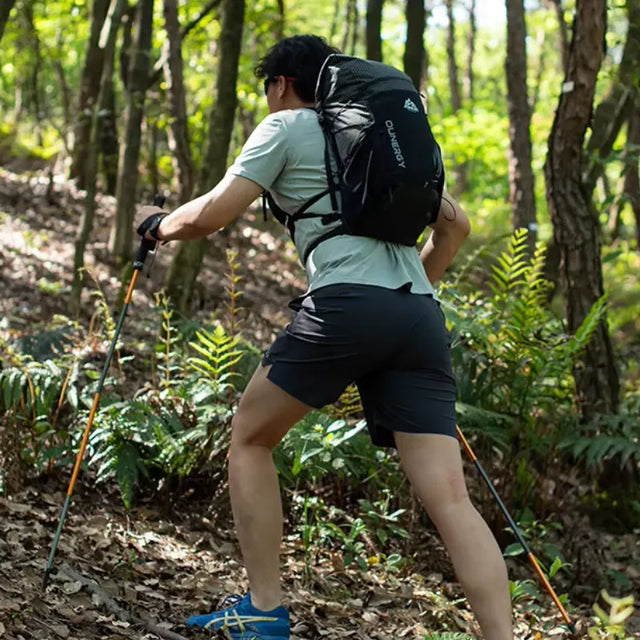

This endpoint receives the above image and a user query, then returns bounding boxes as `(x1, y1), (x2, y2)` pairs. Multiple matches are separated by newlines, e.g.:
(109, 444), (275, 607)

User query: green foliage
(560, 412), (640, 472)
(153, 290), (181, 394)
(589, 591), (635, 640)
(274, 413), (397, 490)
(444, 229), (607, 455)
(292, 489), (409, 576)
(90, 401), (158, 508)
(188, 324), (243, 398)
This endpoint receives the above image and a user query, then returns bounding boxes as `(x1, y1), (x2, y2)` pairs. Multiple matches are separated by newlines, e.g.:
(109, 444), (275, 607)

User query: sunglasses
(263, 75), (296, 95)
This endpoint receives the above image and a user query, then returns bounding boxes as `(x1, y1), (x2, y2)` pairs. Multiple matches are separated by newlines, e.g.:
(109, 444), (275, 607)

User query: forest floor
(1, 168), (639, 640)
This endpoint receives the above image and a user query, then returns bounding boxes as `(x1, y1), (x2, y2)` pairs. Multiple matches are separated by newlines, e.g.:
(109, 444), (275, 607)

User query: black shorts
(262, 284), (457, 448)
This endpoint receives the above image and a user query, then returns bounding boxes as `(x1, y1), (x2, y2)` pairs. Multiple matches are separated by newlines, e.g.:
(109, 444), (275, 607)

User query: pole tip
(42, 569), (51, 591)
(568, 622), (578, 635)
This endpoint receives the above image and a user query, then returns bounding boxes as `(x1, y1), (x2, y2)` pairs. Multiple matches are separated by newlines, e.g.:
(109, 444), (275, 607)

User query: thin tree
(366, 0), (384, 61)
(404, 0), (426, 90)
(464, 0), (476, 102)
(609, 109), (640, 244)
(543, 0), (619, 418)
(97, 15), (121, 197)
(505, 0), (537, 248)
(0, 0), (17, 44)
(583, 0), (640, 198)
(70, 0), (126, 313)
(444, 0), (467, 195)
(165, 0), (245, 311)
(548, 0), (569, 75)
(445, 0), (461, 111)
(109, 0), (155, 263)
(163, 0), (196, 204)
(69, 0), (110, 188)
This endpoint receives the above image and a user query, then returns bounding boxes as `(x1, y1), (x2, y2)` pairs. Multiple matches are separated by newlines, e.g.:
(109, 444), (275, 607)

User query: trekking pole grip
(135, 194), (166, 268)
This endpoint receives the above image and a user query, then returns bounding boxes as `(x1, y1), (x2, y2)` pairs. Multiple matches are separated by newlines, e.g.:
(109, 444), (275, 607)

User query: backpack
(264, 54), (445, 263)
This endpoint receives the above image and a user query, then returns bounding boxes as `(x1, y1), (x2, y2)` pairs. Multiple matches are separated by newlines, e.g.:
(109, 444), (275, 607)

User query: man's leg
(228, 364), (312, 612)
(394, 431), (513, 640)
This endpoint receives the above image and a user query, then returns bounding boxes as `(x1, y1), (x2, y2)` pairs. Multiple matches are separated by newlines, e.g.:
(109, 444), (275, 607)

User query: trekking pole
(42, 195), (166, 591)
(456, 425), (578, 634)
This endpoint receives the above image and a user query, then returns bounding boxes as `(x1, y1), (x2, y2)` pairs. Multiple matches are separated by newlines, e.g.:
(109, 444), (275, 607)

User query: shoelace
(204, 595), (279, 636)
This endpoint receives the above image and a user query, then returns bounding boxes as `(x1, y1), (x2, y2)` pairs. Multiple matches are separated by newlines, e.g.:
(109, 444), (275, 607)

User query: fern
(225, 247), (244, 340)
(445, 231), (607, 458)
(560, 413), (640, 470)
(90, 401), (159, 507)
(188, 324), (243, 395)
(153, 290), (181, 393)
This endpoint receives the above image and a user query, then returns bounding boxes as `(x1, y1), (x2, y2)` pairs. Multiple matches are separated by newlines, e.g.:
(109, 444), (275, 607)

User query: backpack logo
(404, 98), (419, 113)
(385, 120), (406, 169)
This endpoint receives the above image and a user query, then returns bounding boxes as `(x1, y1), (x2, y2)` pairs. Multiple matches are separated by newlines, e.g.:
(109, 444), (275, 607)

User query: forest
(0, 0), (638, 638)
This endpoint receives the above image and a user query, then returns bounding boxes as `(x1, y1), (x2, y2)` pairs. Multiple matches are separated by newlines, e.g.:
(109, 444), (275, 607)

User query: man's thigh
(232, 364), (313, 449)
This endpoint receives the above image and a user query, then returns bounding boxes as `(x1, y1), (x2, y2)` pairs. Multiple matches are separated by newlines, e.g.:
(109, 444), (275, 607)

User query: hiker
(136, 35), (512, 640)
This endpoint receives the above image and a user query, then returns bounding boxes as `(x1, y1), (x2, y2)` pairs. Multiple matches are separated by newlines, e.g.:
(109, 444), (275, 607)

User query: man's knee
(230, 409), (280, 450)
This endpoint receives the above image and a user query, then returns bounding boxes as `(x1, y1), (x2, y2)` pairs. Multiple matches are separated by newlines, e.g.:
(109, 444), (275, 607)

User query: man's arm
(142, 174), (264, 242)
(420, 191), (471, 283)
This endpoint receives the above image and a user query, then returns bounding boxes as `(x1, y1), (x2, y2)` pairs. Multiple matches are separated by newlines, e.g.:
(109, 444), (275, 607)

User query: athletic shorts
(262, 283), (457, 448)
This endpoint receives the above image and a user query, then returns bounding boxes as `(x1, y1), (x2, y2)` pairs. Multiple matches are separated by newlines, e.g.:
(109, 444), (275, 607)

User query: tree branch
(148, 0), (223, 87)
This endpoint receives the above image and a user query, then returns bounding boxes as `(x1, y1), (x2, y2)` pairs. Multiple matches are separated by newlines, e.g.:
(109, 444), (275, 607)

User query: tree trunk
(22, 0), (44, 144)
(69, 0), (110, 187)
(464, 0), (476, 102)
(148, 0), (222, 89)
(275, 0), (284, 39)
(404, 0), (426, 90)
(329, 0), (342, 46)
(445, 0), (467, 195)
(342, 0), (356, 53)
(163, 0), (195, 203)
(165, 0), (245, 312)
(54, 30), (72, 135)
(620, 109), (640, 247)
(350, 0), (359, 56)
(543, 0), (619, 418)
(505, 0), (537, 249)
(109, 0), (155, 263)
(548, 0), (569, 75)
(0, 0), (17, 45)
(98, 18), (120, 196)
(366, 0), (384, 61)
(445, 0), (462, 111)
(70, 0), (125, 313)
(119, 2), (135, 89)
(530, 26), (546, 113)
(584, 0), (640, 197)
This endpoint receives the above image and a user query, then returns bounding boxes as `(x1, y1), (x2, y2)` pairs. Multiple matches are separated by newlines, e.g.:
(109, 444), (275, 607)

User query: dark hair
(255, 35), (340, 102)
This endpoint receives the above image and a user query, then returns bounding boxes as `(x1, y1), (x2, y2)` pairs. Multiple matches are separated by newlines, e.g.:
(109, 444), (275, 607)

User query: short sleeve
(226, 114), (287, 190)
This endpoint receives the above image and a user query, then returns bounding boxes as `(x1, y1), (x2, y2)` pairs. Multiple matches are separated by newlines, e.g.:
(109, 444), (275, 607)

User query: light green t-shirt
(227, 108), (436, 297)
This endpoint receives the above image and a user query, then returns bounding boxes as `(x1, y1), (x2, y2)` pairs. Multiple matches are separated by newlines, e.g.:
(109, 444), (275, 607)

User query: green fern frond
(154, 290), (181, 391)
(188, 324), (243, 397)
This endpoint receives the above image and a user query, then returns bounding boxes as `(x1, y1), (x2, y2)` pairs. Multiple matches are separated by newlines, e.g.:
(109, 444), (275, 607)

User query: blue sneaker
(186, 593), (290, 639)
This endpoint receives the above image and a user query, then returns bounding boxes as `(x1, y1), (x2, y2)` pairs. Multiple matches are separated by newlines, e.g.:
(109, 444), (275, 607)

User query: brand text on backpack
(385, 119), (406, 169)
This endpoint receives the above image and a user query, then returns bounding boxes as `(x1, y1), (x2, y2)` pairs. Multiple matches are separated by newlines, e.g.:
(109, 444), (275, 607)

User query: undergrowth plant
(443, 229), (607, 457)
(588, 591), (635, 640)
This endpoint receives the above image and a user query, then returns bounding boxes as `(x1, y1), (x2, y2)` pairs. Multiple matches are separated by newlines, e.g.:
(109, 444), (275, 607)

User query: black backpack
(264, 54), (445, 263)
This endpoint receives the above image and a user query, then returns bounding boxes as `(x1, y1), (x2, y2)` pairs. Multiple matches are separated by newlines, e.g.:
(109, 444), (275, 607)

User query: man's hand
(136, 205), (167, 241)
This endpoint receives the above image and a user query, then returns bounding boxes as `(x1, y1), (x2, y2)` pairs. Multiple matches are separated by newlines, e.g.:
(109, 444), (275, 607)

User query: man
(137, 35), (512, 640)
